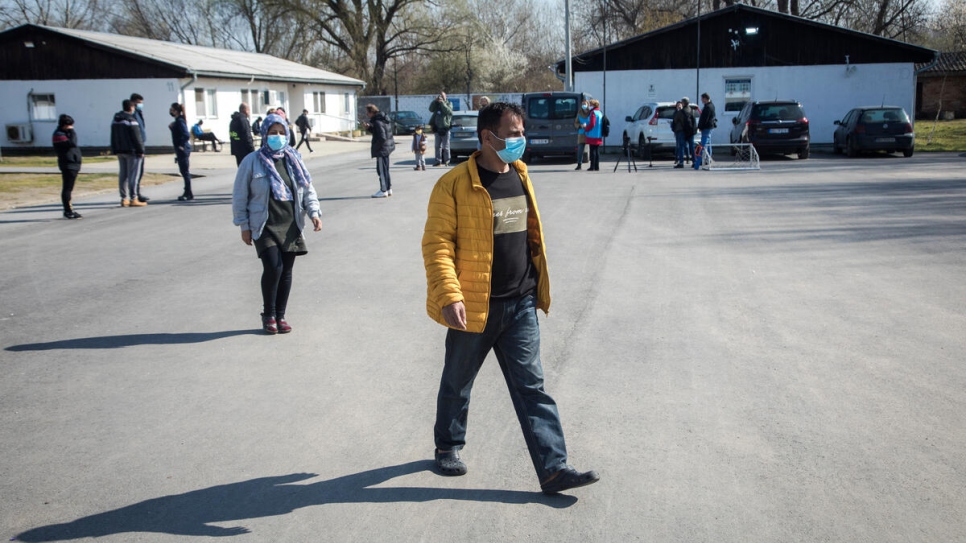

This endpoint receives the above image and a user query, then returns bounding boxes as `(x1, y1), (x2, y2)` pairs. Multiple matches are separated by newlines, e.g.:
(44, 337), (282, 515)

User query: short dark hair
(58, 114), (74, 128)
(701, 93), (710, 101)
(477, 102), (524, 142)
(122, 99), (133, 111)
(365, 103), (379, 114)
(130, 93), (143, 101)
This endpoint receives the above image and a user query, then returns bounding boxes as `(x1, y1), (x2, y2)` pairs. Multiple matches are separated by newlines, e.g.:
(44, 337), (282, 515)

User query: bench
(190, 133), (215, 152)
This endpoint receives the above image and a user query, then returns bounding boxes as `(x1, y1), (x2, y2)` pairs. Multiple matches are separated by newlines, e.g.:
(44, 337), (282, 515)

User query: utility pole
(696, 0), (701, 100)
(565, 0), (573, 91)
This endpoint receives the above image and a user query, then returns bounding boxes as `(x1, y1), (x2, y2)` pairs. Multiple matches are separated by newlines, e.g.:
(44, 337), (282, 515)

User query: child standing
(412, 127), (427, 171)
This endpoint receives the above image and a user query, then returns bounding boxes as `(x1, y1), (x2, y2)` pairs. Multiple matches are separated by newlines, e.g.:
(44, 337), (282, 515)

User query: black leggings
(589, 144), (601, 170)
(61, 169), (78, 213)
(259, 246), (297, 318)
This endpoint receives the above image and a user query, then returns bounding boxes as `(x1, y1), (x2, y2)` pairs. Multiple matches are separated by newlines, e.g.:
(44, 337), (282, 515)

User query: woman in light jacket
(573, 99), (591, 170)
(232, 113), (322, 334)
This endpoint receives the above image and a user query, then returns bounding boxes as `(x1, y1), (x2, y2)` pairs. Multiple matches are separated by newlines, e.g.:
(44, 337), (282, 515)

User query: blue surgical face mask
(136, 103), (143, 111)
(581, 104), (588, 111)
(488, 133), (526, 164)
(267, 134), (287, 151)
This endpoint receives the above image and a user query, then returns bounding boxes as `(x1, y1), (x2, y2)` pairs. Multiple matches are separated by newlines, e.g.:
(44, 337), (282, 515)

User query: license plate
(531, 139), (549, 144)
(769, 128), (789, 134)
(875, 137), (895, 143)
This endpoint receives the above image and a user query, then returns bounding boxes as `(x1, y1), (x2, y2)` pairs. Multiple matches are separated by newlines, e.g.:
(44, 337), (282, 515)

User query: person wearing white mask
(422, 102), (600, 495)
(232, 113), (322, 335)
(573, 99), (591, 170)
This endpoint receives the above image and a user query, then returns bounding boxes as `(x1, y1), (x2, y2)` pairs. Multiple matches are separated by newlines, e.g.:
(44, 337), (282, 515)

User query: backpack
(602, 115), (611, 138)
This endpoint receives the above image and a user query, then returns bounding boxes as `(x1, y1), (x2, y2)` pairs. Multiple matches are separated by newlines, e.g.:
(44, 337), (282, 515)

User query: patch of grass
(0, 155), (117, 167)
(915, 118), (966, 152)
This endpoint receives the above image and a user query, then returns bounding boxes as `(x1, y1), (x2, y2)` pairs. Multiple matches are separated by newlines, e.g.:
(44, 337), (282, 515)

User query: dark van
(521, 92), (593, 163)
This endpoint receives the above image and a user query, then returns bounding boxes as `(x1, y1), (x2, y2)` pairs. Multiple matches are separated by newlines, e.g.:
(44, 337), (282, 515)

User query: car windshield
(860, 108), (909, 123)
(452, 116), (478, 128)
(752, 104), (805, 121)
(394, 111), (419, 120)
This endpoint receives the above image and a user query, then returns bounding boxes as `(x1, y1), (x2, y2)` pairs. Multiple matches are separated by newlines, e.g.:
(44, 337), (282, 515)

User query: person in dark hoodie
(295, 109), (313, 153)
(110, 99), (146, 207)
(169, 102), (194, 201)
(230, 102), (255, 167)
(130, 92), (150, 202)
(52, 114), (83, 219)
(363, 103), (394, 198)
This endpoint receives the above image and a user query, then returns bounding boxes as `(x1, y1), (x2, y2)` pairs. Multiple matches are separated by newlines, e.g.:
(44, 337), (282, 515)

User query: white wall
(0, 78), (181, 149)
(295, 86), (360, 133)
(0, 78), (362, 149)
(574, 63), (918, 145)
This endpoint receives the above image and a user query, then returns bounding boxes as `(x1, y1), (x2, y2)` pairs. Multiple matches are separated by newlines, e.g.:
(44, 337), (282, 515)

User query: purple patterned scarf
(258, 113), (311, 201)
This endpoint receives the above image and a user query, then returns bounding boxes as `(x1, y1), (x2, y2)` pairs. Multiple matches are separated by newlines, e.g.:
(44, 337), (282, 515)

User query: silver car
(449, 111), (480, 160)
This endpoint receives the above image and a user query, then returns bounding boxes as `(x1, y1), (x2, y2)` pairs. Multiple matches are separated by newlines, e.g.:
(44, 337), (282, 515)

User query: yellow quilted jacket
(422, 152), (551, 333)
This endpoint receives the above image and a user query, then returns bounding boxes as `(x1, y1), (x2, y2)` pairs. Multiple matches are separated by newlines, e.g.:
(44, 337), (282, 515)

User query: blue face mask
(581, 104), (588, 111)
(267, 134), (287, 151)
(489, 133), (527, 164)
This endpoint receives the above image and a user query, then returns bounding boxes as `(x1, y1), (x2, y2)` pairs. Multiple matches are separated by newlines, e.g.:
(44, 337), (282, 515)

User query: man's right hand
(442, 301), (467, 330)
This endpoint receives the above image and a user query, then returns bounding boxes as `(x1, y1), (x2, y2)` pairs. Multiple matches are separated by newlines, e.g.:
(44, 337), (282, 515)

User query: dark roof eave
(559, 3), (936, 69)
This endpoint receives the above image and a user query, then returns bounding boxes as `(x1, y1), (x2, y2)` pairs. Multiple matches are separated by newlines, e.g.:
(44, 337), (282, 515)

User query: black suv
(729, 100), (810, 159)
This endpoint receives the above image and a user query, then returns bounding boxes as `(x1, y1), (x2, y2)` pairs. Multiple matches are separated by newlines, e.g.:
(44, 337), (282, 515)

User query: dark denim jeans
(434, 293), (569, 482)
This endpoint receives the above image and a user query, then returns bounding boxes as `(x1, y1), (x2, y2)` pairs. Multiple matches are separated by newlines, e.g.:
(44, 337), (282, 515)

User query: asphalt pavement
(1, 147), (964, 542)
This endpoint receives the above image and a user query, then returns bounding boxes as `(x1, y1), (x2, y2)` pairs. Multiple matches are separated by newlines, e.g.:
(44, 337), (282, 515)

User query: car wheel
(903, 147), (914, 158)
(799, 146), (809, 159)
(846, 138), (858, 158)
(522, 152), (533, 164)
(832, 140), (842, 154)
(638, 136), (646, 158)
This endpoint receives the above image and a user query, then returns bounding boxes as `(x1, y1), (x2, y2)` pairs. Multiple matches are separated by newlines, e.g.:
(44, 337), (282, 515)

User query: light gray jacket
(232, 151), (321, 240)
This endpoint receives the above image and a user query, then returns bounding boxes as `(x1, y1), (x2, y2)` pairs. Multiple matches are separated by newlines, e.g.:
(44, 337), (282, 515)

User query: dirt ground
(0, 172), (177, 211)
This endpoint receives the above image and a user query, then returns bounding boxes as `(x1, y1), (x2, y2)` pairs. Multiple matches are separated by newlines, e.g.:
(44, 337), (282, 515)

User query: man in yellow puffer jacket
(421, 102), (599, 495)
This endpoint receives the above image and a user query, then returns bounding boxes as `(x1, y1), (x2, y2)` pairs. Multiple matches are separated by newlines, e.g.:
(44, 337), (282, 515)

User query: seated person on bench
(191, 119), (223, 151)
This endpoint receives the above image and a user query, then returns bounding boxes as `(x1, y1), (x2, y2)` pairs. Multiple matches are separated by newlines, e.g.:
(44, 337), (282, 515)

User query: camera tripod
(613, 137), (638, 172)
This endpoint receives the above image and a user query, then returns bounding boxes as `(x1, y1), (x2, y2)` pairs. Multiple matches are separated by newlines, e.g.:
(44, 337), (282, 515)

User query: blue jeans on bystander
(434, 293), (569, 482)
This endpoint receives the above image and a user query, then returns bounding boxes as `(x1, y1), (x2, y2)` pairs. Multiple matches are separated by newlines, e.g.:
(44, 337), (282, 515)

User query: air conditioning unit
(6, 124), (33, 143)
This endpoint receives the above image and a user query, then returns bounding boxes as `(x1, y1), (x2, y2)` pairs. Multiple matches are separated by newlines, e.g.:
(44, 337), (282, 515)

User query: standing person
(52, 114), (83, 219)
(681, 97), (696, 166)
(581, 99), (603, 171)
(363, 104), (395, 198)
(477, 96), (491, 110)
(110, 99), (146, 207)
(429, 91), (453, 167)
(694, 92), (717, 170)
(130, 93), (150, 202)
(295, 109), (313, 152)
(232, 113), (322, 335)
(252, 116), (263, 135)
(191, 119), (223, 151)
(671, 101), (687, 168)
(574, 99), (591, 170)
(412, 126), (427, 171)
(230, 103), (256, 167)
(169, 103), (194, 201)
(422, 101), (600, 495)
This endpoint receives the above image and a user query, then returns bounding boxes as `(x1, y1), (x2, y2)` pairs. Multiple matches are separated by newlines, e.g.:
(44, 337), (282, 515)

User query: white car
(622, 102), (700, 157)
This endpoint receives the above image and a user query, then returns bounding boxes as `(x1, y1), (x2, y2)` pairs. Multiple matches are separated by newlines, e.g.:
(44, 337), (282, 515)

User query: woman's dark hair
(58, 114), (74, 128)
(477, 102), (524, 142)
(170, 102), (185, 117)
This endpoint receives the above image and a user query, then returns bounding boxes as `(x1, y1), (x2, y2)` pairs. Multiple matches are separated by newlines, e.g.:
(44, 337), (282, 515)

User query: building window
(344, 93), (351, 115)
(313, 91), (326, 114)
(30, 93), (56, 121)
(724, 78), (752, 112)
(206, 89), (218, 117)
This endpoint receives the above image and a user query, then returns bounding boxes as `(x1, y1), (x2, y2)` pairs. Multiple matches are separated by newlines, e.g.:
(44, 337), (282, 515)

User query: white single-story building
(0, 24), (365, 152)
(557, 4), (937, 148)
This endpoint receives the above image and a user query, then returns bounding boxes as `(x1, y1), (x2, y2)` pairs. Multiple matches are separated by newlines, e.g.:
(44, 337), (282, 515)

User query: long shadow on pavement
(6, 330), (258, 351)
(14, 461), (576, 541)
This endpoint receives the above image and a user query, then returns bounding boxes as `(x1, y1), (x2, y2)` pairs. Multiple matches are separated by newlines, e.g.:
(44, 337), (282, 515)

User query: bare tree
(0, 0), (105, 29)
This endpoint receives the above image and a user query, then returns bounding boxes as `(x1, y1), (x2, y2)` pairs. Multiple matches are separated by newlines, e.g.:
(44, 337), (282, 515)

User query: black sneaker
(434, 449), (467, 476)
(540, 466), (600, 495)
(137, 195), (150, 202)
(64, 211), (83, 219)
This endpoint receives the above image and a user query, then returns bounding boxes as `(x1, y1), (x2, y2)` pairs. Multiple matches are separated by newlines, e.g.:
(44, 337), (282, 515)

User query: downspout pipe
(179, 71), (198, 105)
